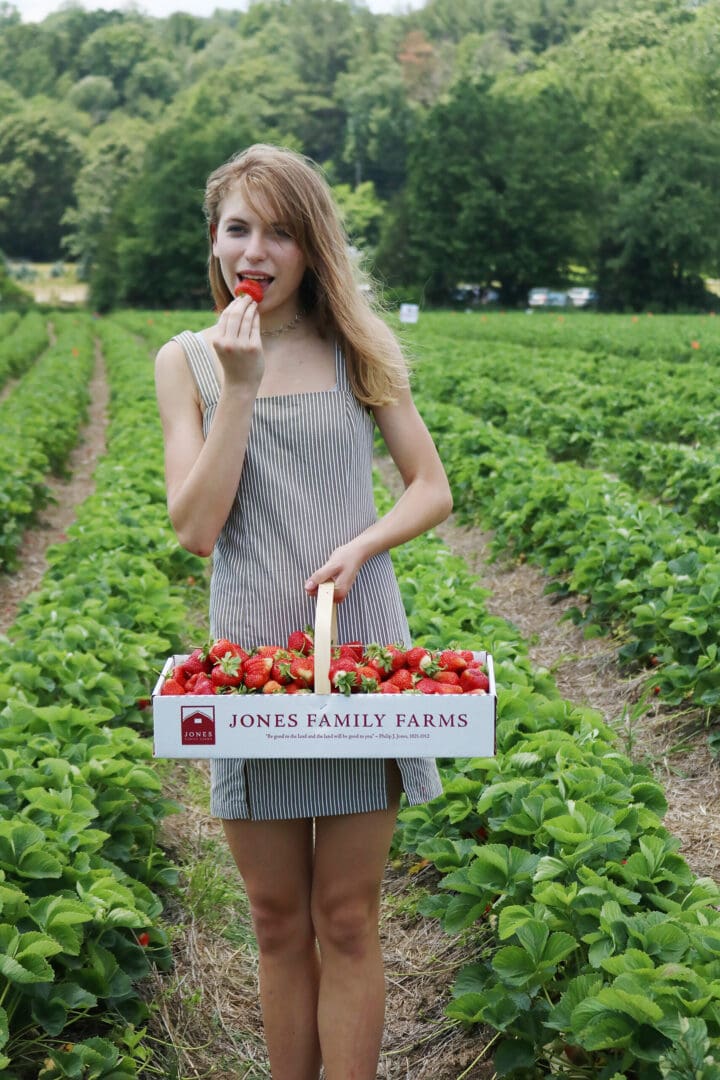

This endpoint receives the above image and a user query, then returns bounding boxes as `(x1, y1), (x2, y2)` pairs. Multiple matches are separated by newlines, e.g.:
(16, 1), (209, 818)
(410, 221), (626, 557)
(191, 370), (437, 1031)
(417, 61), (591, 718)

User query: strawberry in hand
(234, 279), (264, 303)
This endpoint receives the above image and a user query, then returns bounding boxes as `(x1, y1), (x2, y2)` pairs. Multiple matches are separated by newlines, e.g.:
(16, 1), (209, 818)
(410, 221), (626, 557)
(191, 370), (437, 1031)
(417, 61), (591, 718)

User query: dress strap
(173, 330), (220, 409)
(334, 341), (351, 391)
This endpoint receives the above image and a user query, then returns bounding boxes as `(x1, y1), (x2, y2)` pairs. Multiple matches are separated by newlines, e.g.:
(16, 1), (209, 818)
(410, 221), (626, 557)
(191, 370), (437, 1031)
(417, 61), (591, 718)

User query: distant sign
(399, 303), (419, 324)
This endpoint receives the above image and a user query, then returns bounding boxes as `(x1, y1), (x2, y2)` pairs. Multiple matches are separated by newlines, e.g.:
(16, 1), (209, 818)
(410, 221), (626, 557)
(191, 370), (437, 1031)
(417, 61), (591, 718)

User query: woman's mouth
(237, 273), (274, 297)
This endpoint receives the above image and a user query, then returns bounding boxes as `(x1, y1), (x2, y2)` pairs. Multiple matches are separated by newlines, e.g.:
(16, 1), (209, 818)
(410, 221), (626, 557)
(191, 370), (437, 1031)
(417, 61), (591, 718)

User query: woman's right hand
(210, 293), (264, 389)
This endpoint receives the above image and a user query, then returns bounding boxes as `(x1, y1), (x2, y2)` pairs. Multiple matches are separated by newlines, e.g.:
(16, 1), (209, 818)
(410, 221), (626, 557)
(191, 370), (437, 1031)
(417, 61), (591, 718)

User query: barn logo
(181, 705), (216, 746)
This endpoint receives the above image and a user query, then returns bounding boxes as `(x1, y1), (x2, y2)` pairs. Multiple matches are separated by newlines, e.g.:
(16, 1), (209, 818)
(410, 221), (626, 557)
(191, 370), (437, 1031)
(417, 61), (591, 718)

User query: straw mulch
(146, 760), (496, 1079)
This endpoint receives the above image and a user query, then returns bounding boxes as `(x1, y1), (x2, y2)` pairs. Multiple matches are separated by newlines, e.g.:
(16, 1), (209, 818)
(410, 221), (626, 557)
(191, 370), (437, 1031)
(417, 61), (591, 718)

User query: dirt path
(0, 340), (109, 634)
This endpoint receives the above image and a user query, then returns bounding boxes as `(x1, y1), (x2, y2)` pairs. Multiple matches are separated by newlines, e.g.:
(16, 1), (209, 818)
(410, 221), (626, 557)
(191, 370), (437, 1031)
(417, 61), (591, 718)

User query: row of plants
(381, 491), (720, 1078)
(409, 310), (720, 367)
(0, 315), (204, 1077)
(0, 312), (48, 391)
(0, 314), (93, 573)
(406, 316), (720, 454)
(408, 394), (720, 732)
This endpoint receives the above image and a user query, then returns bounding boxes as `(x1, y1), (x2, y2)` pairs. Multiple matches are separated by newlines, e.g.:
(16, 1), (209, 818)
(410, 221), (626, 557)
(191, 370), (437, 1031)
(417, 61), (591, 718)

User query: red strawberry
(405, 647), (436, 674)
(415, 677), (443, 694)
(270, 650), (294, 685)
(256, 645), (282, 659)
(338, 641), (364, 662)
(243, 655), (273, 690)
(356, 665), (380, 692)
(378, 680), (401, 693)
(211, 653), (244, 689)
(438, 649), (469, 673)
(208, 639), (247, 665)
(287, 628), (313, 655)
(389, 668), (416, 692)
(182, 647), (213, 677)
(188, 673), (215, 695)
(137, 931), (150, 947)
(435, 670), (461, 686)
(460, 667), (490, 693)
(364, 644), (393, 673)
(160, 677), (186, 696)
(290, 655), (314, 687)
(386, 644), (407, 671)
(234, 279), (264, 303)
(329, 659), (358, 695)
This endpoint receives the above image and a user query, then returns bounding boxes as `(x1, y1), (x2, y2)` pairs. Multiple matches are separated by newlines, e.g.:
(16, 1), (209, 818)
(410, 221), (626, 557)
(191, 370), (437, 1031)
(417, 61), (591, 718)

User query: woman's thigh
(311, 764), (402, 934)
(222, 817), (315, 949)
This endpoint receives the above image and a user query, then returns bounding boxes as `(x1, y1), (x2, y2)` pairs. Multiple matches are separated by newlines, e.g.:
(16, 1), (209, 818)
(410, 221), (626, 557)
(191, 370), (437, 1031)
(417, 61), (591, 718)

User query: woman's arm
(155, 297), (263, 556)
(305, 387), (452, 601)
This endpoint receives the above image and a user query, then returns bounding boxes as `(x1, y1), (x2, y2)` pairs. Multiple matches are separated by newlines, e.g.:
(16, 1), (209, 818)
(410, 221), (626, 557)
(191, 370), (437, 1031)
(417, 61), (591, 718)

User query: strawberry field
(1, 309), (719, 1078)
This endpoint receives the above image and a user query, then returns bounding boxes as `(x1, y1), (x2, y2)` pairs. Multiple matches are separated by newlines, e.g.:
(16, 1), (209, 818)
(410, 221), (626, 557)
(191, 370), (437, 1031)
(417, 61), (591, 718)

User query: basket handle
(313, 581), (337, 693)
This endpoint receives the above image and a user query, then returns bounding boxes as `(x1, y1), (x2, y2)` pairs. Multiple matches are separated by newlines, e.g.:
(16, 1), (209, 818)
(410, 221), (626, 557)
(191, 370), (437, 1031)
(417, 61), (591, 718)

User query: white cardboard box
(152, 652), (496, 759)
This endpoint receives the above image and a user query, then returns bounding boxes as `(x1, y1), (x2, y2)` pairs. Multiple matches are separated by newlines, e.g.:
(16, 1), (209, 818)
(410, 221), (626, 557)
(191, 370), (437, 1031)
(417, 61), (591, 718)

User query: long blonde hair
(203, 144), (408, 407)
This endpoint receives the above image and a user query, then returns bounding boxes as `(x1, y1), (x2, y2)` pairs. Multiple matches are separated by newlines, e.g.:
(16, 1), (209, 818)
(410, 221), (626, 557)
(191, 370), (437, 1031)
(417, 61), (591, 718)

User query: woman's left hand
(304, 543), (365, 603)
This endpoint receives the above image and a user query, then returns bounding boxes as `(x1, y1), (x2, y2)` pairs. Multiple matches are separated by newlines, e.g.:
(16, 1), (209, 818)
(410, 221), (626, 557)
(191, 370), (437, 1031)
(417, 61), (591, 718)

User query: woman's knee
(249, 894), (314, 957)
(311, 889), (380, 959)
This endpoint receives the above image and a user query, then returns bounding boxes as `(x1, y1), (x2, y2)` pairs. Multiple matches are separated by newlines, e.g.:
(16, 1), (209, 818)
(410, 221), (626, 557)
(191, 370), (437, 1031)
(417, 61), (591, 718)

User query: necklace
(261, 310), (304, 338)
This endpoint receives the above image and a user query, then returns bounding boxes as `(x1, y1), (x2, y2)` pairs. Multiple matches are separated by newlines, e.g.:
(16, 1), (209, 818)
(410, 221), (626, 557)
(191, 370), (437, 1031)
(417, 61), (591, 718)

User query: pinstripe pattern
(174, 330), (443, 819)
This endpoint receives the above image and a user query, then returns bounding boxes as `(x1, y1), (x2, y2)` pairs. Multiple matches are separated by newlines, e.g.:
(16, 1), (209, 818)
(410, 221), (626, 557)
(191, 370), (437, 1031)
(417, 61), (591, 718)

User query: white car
(528, 288), (568, 308)
(567, 287), (598, 308)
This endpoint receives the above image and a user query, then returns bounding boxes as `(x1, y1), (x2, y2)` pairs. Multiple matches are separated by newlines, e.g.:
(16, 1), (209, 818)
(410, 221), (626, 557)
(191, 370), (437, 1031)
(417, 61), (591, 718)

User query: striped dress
(174, 330), (443, 820)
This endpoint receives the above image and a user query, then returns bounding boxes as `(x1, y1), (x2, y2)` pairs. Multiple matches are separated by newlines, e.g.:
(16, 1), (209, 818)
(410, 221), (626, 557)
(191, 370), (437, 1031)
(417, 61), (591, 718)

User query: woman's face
(212, 185), (307, 318)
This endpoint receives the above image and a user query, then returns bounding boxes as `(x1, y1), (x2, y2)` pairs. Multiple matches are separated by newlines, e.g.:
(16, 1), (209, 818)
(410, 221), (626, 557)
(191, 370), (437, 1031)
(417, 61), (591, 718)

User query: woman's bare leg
(310, 766), (402, 1080)
(222, 817), (321, 1080)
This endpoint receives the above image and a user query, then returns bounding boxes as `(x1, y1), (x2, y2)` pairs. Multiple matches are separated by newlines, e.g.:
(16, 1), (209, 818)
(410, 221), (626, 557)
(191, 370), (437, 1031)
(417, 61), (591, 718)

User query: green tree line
(1, 0), (720, 310)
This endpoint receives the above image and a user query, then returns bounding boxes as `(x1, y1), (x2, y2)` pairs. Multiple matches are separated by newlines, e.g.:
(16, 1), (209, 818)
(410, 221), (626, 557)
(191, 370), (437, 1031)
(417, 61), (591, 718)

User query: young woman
(155, 143), (452, 1080)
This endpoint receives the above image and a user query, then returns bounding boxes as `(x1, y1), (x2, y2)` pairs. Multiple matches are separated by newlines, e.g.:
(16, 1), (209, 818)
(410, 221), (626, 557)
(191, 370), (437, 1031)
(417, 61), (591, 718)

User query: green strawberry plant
(386, 497), (720, 1077)
(0, 316), (207, 1076)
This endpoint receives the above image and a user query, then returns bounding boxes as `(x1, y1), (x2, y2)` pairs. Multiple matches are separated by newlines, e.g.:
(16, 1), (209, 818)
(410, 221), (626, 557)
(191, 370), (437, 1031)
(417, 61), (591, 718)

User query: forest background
(1, 0), (720, 312)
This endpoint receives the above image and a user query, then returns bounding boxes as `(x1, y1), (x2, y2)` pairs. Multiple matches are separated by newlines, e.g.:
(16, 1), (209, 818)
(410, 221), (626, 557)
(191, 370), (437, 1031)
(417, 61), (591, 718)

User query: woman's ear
(210, 223), (217, 252)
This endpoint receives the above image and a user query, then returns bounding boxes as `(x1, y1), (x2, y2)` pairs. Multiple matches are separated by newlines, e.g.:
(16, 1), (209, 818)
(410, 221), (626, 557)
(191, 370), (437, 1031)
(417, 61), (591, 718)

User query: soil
(2, 351), (717, 1078)
(0, 339), (108, 633)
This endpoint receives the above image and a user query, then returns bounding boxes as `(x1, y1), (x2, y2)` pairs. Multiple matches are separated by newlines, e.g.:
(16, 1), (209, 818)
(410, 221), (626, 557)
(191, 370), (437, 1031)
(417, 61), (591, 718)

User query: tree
(384, 79), (592, 301)
(335, 55), (419, 196)
(62, 118), (150, 282)
(77, 20), (160, 104)
(67, 75), (118, 123)
(332, 180), (384, 251)
(91, 106), (258, 309)
(597, 116), (720, 310)
(0, 108), (82, 260)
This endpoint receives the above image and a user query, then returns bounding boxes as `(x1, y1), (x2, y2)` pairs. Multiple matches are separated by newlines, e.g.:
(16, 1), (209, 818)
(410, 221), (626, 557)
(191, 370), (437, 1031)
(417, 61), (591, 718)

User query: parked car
(528, 287), (568, 308)
(567, 287), (598, 308)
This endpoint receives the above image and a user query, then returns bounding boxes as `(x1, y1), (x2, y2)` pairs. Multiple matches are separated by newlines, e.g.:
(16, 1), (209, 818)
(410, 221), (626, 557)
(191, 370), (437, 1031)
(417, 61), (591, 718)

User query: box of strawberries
(152, 584), (496, 759)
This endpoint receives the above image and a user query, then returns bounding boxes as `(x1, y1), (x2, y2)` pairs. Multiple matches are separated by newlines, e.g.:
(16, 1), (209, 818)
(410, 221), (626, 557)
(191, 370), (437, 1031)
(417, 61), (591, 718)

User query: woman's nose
(244, 228), (267, 259)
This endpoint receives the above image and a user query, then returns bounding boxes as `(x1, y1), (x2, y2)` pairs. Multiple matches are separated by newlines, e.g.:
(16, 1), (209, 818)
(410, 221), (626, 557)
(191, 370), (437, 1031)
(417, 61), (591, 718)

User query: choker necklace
(261, 310), (304, 338)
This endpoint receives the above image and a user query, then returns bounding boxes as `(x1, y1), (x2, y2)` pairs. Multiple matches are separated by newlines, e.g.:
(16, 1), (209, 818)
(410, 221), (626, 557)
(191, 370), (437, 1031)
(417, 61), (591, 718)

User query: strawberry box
(152, 585), (496, 759)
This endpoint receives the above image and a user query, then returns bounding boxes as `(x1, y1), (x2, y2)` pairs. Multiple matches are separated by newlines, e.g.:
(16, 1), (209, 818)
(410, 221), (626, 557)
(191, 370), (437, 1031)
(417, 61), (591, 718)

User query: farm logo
(181, 705), (216, 746)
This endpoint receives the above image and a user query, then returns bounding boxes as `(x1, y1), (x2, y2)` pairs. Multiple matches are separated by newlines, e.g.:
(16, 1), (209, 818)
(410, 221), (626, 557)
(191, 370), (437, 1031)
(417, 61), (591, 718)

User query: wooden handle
(313, 582), (337, 694)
